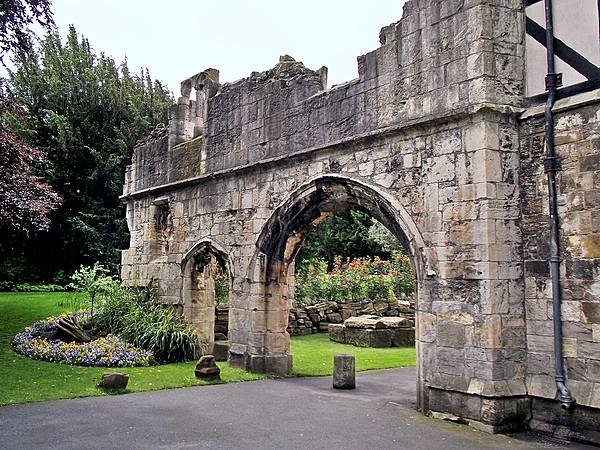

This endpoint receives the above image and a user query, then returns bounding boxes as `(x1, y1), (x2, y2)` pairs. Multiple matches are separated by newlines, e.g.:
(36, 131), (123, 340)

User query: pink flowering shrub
(295, 252), (414, 305)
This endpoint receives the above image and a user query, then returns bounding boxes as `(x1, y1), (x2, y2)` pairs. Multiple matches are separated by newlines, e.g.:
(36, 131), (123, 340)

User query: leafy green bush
(294, 252), (415, 306)
(0, 281), (66, 292)
(0, 281), (16, 292)
(68, 263), (118, 316)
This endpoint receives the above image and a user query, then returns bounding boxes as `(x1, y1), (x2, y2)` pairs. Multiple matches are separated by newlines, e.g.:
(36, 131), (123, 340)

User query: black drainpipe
(543, 0), (575, 411)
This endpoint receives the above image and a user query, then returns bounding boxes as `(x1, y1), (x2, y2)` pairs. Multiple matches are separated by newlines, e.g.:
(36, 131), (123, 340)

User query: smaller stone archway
(181, 240), (232, 346)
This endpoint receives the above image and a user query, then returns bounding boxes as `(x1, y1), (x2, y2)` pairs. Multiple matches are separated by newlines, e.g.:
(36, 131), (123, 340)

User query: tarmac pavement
(0, 367), (595, 449)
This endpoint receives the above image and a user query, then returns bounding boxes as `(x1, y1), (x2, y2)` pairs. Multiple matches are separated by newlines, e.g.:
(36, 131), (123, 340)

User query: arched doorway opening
(291, 207), (416, 339)
(251, 174), (429, 410)
(181, 241), (232, 357)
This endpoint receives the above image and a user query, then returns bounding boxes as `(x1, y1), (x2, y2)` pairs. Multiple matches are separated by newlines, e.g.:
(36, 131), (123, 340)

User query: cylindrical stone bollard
(333, 354), (355, 389)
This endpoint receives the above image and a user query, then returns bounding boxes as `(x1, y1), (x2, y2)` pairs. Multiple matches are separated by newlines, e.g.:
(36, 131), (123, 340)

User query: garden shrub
(68, 263), (119, 315)
(47, 264), (200, 364)
(0, 281), (67, 292)
(94, 283), (199, 363)
(294, 252), (415, 306)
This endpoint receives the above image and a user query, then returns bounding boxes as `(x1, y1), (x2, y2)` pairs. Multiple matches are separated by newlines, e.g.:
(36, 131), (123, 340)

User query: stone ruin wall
(120, 0), (599, 440)
(520, 95), (600, 440)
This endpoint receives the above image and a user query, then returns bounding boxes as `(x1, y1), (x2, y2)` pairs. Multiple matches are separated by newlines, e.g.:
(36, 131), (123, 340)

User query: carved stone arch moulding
(252, 173), (434, 284)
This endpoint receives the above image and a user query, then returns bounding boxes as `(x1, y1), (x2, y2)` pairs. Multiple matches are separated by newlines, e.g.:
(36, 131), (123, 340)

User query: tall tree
(4, 26), (172, 283)
(0, 0), (61, 288)
(0, 0), (53, 64)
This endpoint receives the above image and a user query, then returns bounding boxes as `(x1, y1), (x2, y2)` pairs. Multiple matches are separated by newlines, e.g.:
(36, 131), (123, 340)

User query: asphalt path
(0, 367), (594, 449)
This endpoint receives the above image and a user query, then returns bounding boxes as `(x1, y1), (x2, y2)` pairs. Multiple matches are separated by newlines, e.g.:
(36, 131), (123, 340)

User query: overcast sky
(50, 0), (406, 94)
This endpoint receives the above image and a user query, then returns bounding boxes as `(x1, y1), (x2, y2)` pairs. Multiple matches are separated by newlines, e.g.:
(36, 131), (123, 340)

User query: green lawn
(291, 333), (415, 376)
(0, 292), (415, 405)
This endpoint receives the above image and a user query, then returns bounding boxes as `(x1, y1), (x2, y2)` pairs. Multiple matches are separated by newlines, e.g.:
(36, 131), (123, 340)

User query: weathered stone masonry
(520, 94), (600, 441)
(121, 0), (600, 439)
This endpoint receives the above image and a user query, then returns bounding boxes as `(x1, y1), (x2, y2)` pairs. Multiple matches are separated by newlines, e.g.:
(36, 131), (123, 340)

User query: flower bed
(11, 313), (153, 367)
(295, 253), (415, 306)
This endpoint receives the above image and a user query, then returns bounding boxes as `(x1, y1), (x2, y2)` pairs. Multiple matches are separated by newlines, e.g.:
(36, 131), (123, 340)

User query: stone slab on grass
(328, 315), (415, 348)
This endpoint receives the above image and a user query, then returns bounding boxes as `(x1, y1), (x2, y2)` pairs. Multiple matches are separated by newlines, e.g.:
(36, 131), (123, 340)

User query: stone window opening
(154, 200), (170, 232)
(151, 197), (172, 255)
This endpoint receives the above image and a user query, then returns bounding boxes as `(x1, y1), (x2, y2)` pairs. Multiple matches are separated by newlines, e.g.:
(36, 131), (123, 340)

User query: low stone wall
(213, 299), (415, 337)
(287, 299), (415, 336)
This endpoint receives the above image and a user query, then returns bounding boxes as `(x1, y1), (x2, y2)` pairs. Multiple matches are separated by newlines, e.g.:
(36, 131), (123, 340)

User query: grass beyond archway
(0, 293), (416, 405)
(291, 333), (415, 376)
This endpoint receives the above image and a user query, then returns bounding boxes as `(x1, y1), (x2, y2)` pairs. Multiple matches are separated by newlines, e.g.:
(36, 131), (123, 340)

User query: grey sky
(51, 0), (406, 94)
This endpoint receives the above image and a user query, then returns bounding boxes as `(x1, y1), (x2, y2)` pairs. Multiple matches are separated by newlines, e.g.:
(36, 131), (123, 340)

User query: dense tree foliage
(296, 209), (398, 269)
(0, 0), (61, 286)
(2, 26), (172, 285)
(0, 98), (61, 236)
(0, 0), (53, 64)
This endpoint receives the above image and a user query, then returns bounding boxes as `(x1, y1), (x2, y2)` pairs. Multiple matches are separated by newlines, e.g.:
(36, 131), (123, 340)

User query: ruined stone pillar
(232, 258), (293, 376)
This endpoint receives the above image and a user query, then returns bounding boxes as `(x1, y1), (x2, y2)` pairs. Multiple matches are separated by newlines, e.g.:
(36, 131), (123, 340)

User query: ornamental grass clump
(93, 284), (199, 363)
(68, 265), (200, 363)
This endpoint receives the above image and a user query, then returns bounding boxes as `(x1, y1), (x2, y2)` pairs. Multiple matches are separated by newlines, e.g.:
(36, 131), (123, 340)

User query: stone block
(318, 322), (330, 331)
(212, 340), (230, 362)
(248, 355), (265, 373)
(581, 234), (600, 258)
(97, 373), (129, 390)
(344, 315), (410, 329)
(264, 354), (292, 376)
(392, 328), (415, 347)
(426, 154), (455, 182)
(369, 329), (394, 347)
(526, 375), (556, 399)
(264, 332), (289, 354)
(345, 328), (371, 347)
(582, 302), (600, 324)
(194, 355), (221, 381)
(340, 308), (354, 320)
(326, 312), (343, 323)
(529, 398), (600, 445)
(437, 321), (466, 348)
(328, 324), (345, 343)
(333, 354), (355, 389)
(479, 315), (503, 349)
